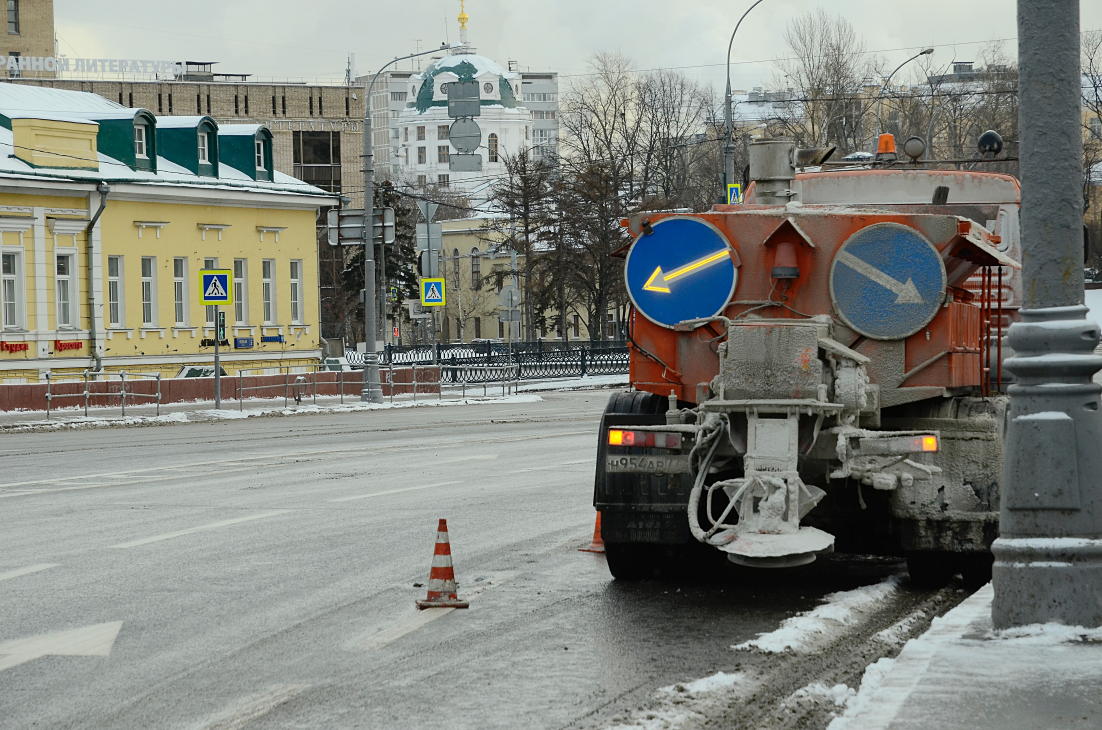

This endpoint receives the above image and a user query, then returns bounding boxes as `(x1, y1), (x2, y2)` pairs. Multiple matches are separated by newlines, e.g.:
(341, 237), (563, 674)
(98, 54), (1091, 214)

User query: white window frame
(141, 256), (157, 326)
(204, 257), (218, 325)
(107, 255), (124, 328)
(255, 140), (266, 170)
(289, 260), (303, 325)
(233, 258), (248, 325)
(173, 257), (189, 326)
(198, 131), (209, 163)
(54, 250), (77, 330)
(262, 258), (276, 325)
(134, 124), (147, 159)
(1, 247), (25, 331)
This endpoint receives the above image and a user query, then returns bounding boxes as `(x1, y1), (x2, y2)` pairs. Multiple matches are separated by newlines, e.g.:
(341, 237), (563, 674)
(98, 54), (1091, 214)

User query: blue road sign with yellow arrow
(829, 223), (946, 340)
(624, 217), (739, 328)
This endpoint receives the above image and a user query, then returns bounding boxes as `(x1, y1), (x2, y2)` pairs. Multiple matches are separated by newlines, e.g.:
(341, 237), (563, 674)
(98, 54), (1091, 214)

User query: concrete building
(0, 84), (335, 383)
(517, 69), (558, 160)
(1, 0), (55, 80)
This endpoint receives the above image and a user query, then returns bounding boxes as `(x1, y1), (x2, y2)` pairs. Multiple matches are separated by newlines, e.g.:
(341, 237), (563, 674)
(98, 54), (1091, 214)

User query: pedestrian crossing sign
(420, 278), (445, 307)
(726, 183), (742, 205)
(199, 269), (233, 305)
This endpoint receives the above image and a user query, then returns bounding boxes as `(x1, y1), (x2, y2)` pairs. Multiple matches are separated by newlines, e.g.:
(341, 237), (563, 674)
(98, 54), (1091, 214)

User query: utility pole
(992, 0), (1102, 628)
(361, 42), (453, 403)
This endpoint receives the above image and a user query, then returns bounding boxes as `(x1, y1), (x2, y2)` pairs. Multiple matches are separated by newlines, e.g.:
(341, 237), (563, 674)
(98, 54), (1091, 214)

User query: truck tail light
(607, 430), (682, 449)
(921, 435), (938, 452)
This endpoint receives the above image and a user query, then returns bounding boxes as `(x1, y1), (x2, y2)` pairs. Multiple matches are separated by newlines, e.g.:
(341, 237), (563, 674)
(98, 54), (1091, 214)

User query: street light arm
(723, 0), (768, 197)
(367, 42), (456, 99)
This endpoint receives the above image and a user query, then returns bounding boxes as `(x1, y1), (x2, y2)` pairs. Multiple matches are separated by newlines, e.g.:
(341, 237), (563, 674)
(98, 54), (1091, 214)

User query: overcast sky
(54, 1), (1102, 94)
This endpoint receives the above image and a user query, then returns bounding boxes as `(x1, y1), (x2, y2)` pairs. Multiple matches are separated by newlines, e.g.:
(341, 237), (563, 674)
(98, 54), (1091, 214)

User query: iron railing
(44, 370), (162, 420)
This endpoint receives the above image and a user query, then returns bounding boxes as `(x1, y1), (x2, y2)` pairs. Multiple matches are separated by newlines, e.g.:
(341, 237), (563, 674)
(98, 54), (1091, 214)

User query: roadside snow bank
(734, 577), (901, 653)
(604, 671), (750, 730)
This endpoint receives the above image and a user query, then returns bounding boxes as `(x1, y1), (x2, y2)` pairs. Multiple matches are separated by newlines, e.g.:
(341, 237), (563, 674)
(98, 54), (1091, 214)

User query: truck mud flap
(601, 510), (691, 545)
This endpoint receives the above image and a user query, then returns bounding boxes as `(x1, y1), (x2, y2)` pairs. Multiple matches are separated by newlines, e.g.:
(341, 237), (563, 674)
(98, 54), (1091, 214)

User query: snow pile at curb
(793, 682), (857, 708)
(733, 577), (901, 654)
(825, 657), (895, 729)
(604, 671), (750, 730)
(985, 622), (1102, 643)
(0, 394), (544, 433)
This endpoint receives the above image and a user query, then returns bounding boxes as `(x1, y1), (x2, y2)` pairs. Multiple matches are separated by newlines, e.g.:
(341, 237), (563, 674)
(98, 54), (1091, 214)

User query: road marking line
(109, 511), (289, 549)
(199, 684), (311, 730)
(501, 458), (593, 475)
(0, 564), (59, 582)
(354, 573), (514, 650)
(328, 481), (461, 503)
(0, 621), (122, 673)
(435, 454), (499, 465)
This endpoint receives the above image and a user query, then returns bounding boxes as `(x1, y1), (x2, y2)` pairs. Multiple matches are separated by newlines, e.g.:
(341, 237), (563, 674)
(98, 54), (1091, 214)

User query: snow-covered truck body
(595, 139), (1020, 586)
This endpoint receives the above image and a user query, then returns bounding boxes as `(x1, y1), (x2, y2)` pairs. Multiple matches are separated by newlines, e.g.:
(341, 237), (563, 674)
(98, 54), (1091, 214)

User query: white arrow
(836, 250), (924, 304)
(0, 621), (122, 672)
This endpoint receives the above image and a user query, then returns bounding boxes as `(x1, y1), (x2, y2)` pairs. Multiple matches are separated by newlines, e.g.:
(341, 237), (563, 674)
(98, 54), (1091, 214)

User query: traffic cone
(416, 519), (470, 609)
(579, 512), (605, 553)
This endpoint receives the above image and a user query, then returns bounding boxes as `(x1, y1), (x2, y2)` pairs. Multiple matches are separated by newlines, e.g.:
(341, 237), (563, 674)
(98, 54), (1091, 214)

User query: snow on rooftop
(0, 82), (124, 117)
(418, 53), (515, 81)
(217, 124), (263, 136)
(155, 116), (209, 128)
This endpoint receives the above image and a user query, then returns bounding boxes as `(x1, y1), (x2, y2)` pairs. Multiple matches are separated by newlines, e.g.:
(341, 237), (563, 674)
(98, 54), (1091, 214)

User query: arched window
(452, 248), (460, 287)
(470, 248), (481, 289)
(488, 133), (499, 162)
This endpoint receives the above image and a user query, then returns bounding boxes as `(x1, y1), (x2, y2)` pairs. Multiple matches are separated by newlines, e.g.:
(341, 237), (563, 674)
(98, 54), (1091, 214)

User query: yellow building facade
(0, 84), (335, 383)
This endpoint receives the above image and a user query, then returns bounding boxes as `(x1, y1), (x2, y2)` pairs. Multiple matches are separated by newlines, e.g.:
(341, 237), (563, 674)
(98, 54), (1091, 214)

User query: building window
(437, 174), (450, 187)
(488, 133), (499, 162)
(417, 146), (426, 164)
(197, 132), (209, 163)
(438, 125), (449, 139)
(437, 145), (450, 164)
(262, 259), (275, 324)
(107, 255), (123, 327)
(470, 248), (480, 289)
(416, 126), (426, 141)
(2, 250), (21, 329)
(403, 127), (408, 142)
(523, 93), (557, 102)
(417, 174), (427, 188)
(309, 97), (314, 115)
(134, 125), (147, 158)
(55, 254), (75, 328)
(255, 140), (266, 170)
(128, 92), (133, 108)
(473, 317), (481, 339)
(573, 314), (580, 338)
(345, 97), (349, 116)
(168, 93), (172, 113)
(244, 95), (249, 115)
(204, 257), (217, 325)
(392, 91), (407, 102)
(452, 248), (460, 288)
(1092, 117), (1102, 140)
(7, 50), (18, 78)
(272, 95), (277, 115)
(289, 260), (303, 324)
(292, 130), (341, 193)
(499, 319), (504, 338)
(173, 257), (188, 325)
(206, 94), (211, 115)
(7, 0), (18, 34)
(318, 95), (323, 115)
(157, 93), (163, 113)
(282, 96), (286, 115)
(141, 256), (156, 326)
(233, 259), (247, 324)
(196, 93), (201, 114)
(234, 95), (239, 115)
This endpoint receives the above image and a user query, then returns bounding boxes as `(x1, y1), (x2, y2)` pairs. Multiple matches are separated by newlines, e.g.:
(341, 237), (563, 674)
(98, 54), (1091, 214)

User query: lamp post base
(992, 537), (1102, 628)
(360, 353), (384, 404)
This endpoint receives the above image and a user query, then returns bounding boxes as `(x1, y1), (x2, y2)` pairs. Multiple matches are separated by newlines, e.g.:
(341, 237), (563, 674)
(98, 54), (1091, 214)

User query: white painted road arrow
(836, 249), (924, 304)
(0, 621), (122, 672)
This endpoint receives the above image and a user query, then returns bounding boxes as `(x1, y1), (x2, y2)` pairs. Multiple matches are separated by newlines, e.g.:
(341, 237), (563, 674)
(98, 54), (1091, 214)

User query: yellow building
(0, 83), (336, 383)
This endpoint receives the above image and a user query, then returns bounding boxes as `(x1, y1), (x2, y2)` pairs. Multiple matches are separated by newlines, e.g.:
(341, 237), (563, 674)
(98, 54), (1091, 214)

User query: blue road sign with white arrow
(624, 217), (738, 328)
(829, 223), (946, 340)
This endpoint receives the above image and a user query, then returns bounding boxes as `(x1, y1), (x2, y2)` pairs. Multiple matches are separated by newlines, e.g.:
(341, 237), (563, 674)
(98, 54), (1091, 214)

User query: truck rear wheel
(605, 542), (658, 581)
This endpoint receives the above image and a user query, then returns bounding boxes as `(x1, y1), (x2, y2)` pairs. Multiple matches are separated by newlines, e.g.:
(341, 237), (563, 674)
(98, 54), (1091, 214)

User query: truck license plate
(606, 454), (691, 474)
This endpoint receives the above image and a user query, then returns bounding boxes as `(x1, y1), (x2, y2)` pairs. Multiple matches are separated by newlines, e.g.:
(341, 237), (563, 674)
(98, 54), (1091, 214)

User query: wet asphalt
(0, 390), (901, 729)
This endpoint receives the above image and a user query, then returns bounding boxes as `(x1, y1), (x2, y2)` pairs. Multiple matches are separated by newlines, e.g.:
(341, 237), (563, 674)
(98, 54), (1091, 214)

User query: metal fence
(44, 370), (162, 420)
(346, 341), (629, 382)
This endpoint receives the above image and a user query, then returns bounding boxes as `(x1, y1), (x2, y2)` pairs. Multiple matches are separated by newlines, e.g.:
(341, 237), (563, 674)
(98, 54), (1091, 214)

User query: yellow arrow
(641, 249), (731, 294)
(643, 267), (670, 293)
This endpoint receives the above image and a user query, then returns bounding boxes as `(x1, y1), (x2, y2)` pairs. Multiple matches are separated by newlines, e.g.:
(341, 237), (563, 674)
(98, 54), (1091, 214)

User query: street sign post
(327, 207), (394, 246)
(199, 269), (233, 409)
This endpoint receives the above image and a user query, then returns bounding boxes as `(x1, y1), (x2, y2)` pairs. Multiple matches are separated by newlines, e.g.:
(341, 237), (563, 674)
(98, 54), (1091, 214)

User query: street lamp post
(723, 0), (768, 197)
(361, 43), (454, 403)
(873, 48), (933, 146)
(992, 0), (1102, 628)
